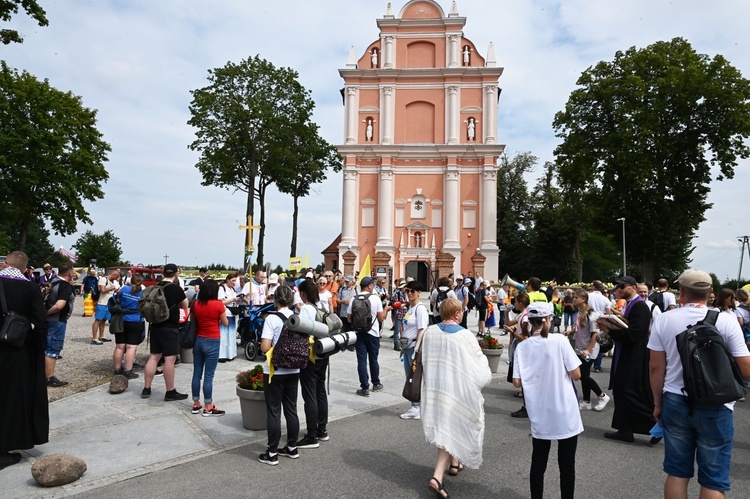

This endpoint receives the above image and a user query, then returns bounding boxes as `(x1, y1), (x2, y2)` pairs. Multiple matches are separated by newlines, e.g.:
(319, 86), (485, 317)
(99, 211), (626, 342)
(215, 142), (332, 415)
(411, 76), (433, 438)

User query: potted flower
(478, 333), (503, 373)
(236, 365), (266, 430)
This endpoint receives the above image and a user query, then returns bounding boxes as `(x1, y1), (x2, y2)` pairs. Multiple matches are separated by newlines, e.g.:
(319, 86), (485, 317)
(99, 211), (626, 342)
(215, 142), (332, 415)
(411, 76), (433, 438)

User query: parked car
(106, 266), (164, 287)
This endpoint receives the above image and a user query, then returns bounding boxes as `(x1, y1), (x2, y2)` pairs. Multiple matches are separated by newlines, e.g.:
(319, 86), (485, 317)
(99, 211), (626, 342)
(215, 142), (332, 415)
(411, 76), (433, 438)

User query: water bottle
(575, 348), (591, 361)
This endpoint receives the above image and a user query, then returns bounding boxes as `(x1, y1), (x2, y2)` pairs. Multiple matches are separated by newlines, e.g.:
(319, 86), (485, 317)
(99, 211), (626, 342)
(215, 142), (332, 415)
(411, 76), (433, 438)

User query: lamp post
(617, 218), (626, 277)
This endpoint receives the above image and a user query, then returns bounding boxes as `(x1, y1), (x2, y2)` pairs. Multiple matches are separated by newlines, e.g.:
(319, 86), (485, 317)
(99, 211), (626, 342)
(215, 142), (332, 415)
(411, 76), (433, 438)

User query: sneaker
(99, 337), (112, 342)
(356, 389), (370, 397)
(141, 387), (151, 399)
(593, 394), (611, 412)
(579, 401), (592, 411)
(113, 368), (124, 376)
(122, 370), (139, 380)
(154, 368), (164, 377)
(511, 406), (528, 418)
(191, 405), (202, 415)
(593, 367), (603, 373)
(316, 430), (329, 442)
(164, 389), (189, 401)
(258, 450), (279, 466)
(371, 383), (384, 392)
(277, 446), (299, 459)
(91, 339), (103, 345)
(202, 406), (226, 417)
(400, 407), (421, 420)
(132, 360), (143, 369)
(296, 436), (319, 449)
(46, 376), (68, 388)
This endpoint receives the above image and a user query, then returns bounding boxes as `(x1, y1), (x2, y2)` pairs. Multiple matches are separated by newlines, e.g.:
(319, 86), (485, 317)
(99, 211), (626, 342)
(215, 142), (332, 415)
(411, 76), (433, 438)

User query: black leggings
(530, 435), (578, 499)
(579, 358), (603, 402)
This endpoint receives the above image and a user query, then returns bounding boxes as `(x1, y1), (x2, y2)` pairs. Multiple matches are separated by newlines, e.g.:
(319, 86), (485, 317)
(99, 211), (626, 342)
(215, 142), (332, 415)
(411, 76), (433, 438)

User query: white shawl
(420, 324), (493, 469)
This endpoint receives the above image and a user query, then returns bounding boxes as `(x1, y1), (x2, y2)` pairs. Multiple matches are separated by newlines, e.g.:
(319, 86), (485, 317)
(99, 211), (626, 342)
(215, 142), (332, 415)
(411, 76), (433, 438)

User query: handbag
(0, 278), (32, 347)
(179, 304), (198, 349)
(402, 331), (425, 402)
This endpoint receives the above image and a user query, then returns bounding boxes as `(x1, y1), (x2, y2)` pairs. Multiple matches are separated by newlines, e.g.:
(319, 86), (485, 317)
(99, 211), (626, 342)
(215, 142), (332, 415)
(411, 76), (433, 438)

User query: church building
(335, 0), (504, 289)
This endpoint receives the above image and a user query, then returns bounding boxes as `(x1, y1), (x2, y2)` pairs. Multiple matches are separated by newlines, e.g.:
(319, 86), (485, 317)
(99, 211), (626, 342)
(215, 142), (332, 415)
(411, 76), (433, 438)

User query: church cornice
(339, 67), (504, 79)
(337, 144), (504, 157)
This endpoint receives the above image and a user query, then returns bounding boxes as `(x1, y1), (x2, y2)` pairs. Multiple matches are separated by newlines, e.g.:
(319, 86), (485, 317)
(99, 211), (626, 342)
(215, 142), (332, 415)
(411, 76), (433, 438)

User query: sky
(3, 0), (749, 281)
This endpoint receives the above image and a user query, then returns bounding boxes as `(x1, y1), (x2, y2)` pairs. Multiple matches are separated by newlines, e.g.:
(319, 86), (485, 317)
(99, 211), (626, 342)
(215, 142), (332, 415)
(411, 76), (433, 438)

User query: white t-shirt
(261, 308), (299, 376)
(587, 291), (610, 315)
(648, 303), (749, 409)
(495, 287), (508, 306)
(644, 299), (663, 325)
(346, 292), (383, 337)
(218, 284), (238, 317)
(97, 276), (119, 306)
(736, 305), (750, 326)
(429, 287), (457, 317)
(513, 333), (583, 440)
(401, 302), (429, 346)
(573, 310), (601, 359)
(661, 291), (677, 310)
(299, 302), (317, 322)
(317, 290), (333, 313)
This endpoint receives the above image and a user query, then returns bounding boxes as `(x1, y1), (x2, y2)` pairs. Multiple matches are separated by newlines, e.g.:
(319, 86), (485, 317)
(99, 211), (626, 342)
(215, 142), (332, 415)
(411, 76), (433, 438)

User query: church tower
(337, 0), (504, 288)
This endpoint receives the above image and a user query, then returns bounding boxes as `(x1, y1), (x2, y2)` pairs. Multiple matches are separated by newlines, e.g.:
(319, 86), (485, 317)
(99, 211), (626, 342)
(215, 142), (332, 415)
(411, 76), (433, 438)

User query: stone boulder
(31, 454), (87, 487)
(109, 374), (128, 394)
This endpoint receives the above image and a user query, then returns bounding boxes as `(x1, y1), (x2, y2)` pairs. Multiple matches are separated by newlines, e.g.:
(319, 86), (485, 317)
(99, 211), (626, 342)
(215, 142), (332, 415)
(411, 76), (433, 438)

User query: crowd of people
(2, 250), (749, 499)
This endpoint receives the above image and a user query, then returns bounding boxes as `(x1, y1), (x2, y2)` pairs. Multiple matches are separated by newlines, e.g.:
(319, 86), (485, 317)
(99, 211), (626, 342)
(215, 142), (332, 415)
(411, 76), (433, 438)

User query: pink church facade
(336, 0), (504, 287)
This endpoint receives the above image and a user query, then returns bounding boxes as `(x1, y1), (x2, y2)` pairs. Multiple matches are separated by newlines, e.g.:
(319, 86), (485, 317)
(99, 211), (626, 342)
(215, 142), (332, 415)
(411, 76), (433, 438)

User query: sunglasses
(405, 289), (417, 294)
(617, 284), (626, 289)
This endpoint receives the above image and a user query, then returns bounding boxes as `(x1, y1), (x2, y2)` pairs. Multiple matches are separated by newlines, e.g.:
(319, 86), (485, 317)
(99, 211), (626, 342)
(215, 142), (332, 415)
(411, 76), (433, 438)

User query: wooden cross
(238, 216), (262, 252)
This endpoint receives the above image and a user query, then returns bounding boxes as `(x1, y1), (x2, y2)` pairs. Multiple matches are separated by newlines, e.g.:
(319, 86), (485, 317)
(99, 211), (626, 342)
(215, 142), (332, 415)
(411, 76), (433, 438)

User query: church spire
(346, 46), (357, 68)
(448, 1), (459, 17)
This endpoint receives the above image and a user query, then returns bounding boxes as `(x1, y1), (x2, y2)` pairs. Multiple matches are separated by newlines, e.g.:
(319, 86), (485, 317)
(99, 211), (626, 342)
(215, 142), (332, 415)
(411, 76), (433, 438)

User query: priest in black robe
(0, 251), (49, 470)
(601, 276), (655, 442)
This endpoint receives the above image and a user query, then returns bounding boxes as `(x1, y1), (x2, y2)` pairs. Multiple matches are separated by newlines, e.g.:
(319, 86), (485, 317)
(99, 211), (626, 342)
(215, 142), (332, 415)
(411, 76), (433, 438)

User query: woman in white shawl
(421, 298), (492, 498)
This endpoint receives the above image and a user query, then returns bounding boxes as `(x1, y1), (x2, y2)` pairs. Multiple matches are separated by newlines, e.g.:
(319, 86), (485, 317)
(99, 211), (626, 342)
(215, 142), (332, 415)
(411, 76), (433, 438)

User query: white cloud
(3, 0), (749, 278)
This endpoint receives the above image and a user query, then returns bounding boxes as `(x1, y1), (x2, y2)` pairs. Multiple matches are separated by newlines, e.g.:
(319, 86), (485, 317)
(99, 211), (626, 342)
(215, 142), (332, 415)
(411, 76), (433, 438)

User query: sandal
(447, 462), (464, 476)
(429, 477), (450, 499)
(514, 391), (524, 398)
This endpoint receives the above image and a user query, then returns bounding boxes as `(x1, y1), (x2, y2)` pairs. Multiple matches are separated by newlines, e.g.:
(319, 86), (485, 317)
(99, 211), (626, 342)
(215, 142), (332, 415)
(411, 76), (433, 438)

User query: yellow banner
(359, 254), (372, 284)
(289, 257), (304, 270)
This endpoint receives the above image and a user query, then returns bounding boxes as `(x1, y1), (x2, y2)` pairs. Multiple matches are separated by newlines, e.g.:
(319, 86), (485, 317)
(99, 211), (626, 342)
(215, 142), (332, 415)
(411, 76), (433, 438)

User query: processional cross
(238, 216), (262, 253)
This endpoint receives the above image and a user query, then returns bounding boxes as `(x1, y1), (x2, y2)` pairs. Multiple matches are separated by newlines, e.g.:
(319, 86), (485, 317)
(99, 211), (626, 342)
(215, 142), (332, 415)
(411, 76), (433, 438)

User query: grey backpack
(350, 293), (373, 334)
(139, 282), (173, 323)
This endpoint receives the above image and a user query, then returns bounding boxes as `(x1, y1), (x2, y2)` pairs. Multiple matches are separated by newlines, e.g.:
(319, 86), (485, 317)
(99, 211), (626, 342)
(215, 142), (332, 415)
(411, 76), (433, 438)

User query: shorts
(115, 321), (146, 346)
(149, 325), (180, 357)
(478, 307), (487, 322)
(94, 304), (111, 321)
(661, 392), (734, 492)
(45, 321), (67, 358)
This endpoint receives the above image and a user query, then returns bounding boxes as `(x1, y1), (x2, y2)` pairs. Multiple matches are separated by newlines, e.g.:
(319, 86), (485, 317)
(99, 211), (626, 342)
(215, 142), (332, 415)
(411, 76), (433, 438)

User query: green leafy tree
(0, 212), (53, 266)
(0, 62), (110, 250)
(496, 152), (535, 278)
(553, 38), (750, 282)
(71, 230), (123, 269)
(188, 55), (316, 268)
(275, 121), (341, 257)
(1, 0), (47, 44)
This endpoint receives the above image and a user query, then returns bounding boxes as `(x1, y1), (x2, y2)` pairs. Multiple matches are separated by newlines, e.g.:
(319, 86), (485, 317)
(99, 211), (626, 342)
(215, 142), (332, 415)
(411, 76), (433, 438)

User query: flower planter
(236, 385), (266, 431)
(482, 348), (503, 373)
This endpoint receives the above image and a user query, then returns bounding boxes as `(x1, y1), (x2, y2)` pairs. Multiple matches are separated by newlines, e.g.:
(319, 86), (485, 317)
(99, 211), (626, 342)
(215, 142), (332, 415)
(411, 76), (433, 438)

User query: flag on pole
(358, 254), (371, 285)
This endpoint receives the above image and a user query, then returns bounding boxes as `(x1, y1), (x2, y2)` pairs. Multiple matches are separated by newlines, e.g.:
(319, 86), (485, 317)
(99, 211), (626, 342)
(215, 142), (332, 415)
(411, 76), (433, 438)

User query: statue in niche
(365, 117), (373, 141)
(467, 117), (475, 141)
(371, 48), (379, 68)
(463, 46), (471, 65)
(415, 232), (422, 248)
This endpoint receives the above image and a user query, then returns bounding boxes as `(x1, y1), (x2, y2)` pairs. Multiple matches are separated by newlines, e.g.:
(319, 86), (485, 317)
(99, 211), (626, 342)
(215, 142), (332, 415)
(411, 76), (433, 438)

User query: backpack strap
(703, 309), (719, 327)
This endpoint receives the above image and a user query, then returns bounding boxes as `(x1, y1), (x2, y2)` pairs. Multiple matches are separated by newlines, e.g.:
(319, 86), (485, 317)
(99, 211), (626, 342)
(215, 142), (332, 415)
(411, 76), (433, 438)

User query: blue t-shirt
(118, 285), (144, 322)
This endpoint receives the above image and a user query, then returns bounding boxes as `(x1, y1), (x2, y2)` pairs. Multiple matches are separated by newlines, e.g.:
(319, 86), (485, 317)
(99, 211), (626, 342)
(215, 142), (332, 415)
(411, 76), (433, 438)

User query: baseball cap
(268, 273), (279, 284)
(360, 276), (376, 287)
(344, 275), (354, 282)
(164, 263), (178, 275)
(615, 276), (637, 287)
(526, 302), (553, 318)
(678, 269), (712, 291)
(43, 263), (52, 269)
(305, 271), (314, 279)
(398, 279), (407, 288)
(455, 275), (464, 281)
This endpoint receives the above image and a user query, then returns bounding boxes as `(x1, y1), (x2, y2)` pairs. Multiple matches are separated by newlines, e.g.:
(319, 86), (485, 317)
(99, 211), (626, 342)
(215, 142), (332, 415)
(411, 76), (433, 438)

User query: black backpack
(652, 291), (666, 312)
(435, 288), (449, 314)
(42, 279), (63, 310)
(676, 309), (747, 410)
(350, 293), (373, 334)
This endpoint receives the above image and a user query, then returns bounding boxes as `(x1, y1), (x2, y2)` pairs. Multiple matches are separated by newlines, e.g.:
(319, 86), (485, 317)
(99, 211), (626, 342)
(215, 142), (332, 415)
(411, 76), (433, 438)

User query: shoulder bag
(0, 278), (32, 347)
(402, 328), (426, 402)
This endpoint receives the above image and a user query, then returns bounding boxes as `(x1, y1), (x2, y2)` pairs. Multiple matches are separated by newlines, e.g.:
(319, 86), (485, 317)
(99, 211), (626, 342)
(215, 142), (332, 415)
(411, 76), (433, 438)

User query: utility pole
(617, 218), (626, 277)
(737, 236), (750, 288)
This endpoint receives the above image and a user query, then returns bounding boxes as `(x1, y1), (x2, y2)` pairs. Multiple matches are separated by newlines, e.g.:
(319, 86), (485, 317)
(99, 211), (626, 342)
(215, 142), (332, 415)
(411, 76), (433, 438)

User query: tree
(275, 121), (341, 257)
(496, 152), (535, 278)
(0, 62), (111, 250)
(553, 38), (750, 282)
(71, 230), (123, 269)
(1, 0), (47, 44)
(188, 55), (316, 268)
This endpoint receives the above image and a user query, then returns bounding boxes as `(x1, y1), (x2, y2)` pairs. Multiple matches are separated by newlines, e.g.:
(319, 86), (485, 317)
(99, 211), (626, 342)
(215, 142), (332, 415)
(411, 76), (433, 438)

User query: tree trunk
(290, 193), (300, 257)
(244, 148), (257, 272)
(574, 229), (583, 282)
(642, 259), (655, 284)
(256, 181), (267, 268)
(17, 215), (30, 251)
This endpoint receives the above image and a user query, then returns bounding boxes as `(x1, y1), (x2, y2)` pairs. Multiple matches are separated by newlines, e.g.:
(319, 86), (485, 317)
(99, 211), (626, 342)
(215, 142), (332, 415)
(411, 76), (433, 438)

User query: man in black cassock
(0, 251), (49, 470)
(601, 276), (655, 443)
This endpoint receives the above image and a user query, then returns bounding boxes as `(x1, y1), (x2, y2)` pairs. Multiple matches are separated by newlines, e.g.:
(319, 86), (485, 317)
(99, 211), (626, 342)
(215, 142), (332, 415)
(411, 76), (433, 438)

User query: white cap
(268, 273), (279, 284)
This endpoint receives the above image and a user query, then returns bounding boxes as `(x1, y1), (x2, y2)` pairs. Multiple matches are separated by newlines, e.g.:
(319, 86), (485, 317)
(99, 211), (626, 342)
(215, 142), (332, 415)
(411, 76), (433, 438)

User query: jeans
(393, 317), (402, 347)
(530, 435), (578, 499)
(300, 357), (329, 437)
(264, 373), (299, 453)
(593, 350), (604, 370)
(402, 345), (419, 407)
(355, 332), (380, 389)
(191, 337), (220, 403)
(661, 392), (733, 491)
(45, 321), (67, 358)
(564, 311), (576, 329)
